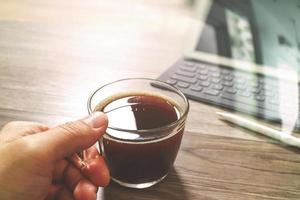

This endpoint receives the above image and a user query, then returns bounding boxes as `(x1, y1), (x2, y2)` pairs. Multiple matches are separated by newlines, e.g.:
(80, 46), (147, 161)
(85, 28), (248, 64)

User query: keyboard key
(259, 89), (266, 95)
(265, 90), (275, 97)
(250, 86), (261, 93)
(204, 89), (220, 96)
(196, 64), (207, 70)
(191, 85), (203, 92)
(182, 62), (195, 68)
(175, 70), (195, 78)
(235, 84), (247, 90)
(250, 81), (259, 88)
(177, 82), (190, 88)
(269, 98), (279, 105)
(221, 93), (256, 106)
(197, 75), (208, 81)
(248, 76), (258, 82)
(222, 81), (233, 87)
(180, 66), (197, 73)
(255, 95), (265, 101)
(221, 92), (277, 112)
(225, 87), (237, 94)
(211, 78), (221, 84)
(238, 91), (251, 97)
(166, 79), (177, 85)
(235, 78), (246, 85)
(211, 72), (221, 78)
(171, 74), (197, 84)
(209, 66), (219, 72)
(199, 69), (208, 75)
(233, 71), (247, 78)
(221, 69), (231, 75)
(198, 81), (210, 87)
(223, 75), (234, 81)
(235, 72), (251, 80)
(221, 93), (236, 101)
(264, 84), (275, 91)
(213, 84), (224, 90)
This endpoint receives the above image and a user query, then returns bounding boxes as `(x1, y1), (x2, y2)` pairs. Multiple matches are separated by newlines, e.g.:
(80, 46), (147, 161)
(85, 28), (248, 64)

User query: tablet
(184, 0), (300, 81)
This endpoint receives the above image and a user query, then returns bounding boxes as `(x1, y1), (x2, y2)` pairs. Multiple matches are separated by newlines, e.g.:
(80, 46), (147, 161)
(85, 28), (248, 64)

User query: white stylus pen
(217, 112), (300, 148)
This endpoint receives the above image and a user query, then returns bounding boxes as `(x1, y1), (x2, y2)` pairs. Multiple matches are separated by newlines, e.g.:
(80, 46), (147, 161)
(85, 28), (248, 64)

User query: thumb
(28, 112), (108, 161)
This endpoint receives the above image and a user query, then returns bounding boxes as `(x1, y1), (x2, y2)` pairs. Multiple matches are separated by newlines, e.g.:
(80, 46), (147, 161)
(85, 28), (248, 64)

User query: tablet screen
(194, 0), (300, 72)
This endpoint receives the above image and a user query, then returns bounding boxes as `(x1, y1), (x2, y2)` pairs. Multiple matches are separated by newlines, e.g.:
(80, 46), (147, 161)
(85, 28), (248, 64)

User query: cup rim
(87, 78), (189, 133)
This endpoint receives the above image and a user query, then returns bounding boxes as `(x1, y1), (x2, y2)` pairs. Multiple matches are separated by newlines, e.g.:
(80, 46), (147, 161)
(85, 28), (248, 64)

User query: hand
(0, 112), (110, 200)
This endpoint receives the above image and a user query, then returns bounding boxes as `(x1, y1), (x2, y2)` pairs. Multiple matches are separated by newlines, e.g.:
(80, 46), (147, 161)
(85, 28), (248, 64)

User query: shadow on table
(98, 167), (189, 200)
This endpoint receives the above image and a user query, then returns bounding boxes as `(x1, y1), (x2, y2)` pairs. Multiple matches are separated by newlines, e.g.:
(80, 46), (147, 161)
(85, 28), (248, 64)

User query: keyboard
(158, 59), (300, 130)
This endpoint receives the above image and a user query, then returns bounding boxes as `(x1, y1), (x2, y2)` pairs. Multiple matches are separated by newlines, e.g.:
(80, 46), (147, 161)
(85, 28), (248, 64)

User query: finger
(26, 112), (108, 162)
(53, 159), (83, 191)
(0, 121), (48, 143)
(56, 187), (74, 200)
(70, 146), (99, 170)
(64, 162), (84, 191)
(74, 179), (98, 200)
(45, 184), (63, 200)
(65, 155), (110, 189)
(53, 151), (109, 188)
(70, 152), (110, 187)
(84, 146), (100, 160)
(82, 156), (110, 187)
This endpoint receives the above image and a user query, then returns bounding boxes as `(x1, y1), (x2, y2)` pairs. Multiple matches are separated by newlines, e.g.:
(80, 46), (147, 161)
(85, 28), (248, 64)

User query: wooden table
(1, 0), (300, 199)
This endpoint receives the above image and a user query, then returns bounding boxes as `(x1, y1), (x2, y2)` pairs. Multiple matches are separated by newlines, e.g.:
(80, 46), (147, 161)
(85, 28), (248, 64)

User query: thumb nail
(83, 112), (107, 128)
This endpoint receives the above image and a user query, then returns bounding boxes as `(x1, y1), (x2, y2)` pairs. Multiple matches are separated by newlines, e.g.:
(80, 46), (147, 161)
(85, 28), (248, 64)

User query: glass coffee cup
(87, 78), (189, 188)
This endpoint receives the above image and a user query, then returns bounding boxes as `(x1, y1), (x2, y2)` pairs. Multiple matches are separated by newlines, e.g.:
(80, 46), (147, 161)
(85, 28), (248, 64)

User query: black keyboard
(158, 59), (300, 130)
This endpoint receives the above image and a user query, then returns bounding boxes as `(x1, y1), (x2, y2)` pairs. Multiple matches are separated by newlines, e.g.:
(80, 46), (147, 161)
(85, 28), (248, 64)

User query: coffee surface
(103, 94), (180, 130)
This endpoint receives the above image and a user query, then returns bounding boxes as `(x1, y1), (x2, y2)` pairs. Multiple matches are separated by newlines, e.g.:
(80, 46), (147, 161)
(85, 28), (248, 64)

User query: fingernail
(83, 112), (107, 128)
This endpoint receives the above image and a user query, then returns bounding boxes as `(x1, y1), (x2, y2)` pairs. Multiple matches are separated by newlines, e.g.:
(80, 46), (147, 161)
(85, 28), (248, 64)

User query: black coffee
(96, 94), (184, 184)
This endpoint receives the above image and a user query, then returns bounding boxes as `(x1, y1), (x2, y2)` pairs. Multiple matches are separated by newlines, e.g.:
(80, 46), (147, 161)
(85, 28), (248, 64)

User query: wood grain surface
(0, 0), (300, 199)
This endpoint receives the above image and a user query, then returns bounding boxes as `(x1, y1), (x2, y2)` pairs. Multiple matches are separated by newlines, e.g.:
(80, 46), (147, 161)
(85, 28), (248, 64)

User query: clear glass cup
(87, 78), (189, 188)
